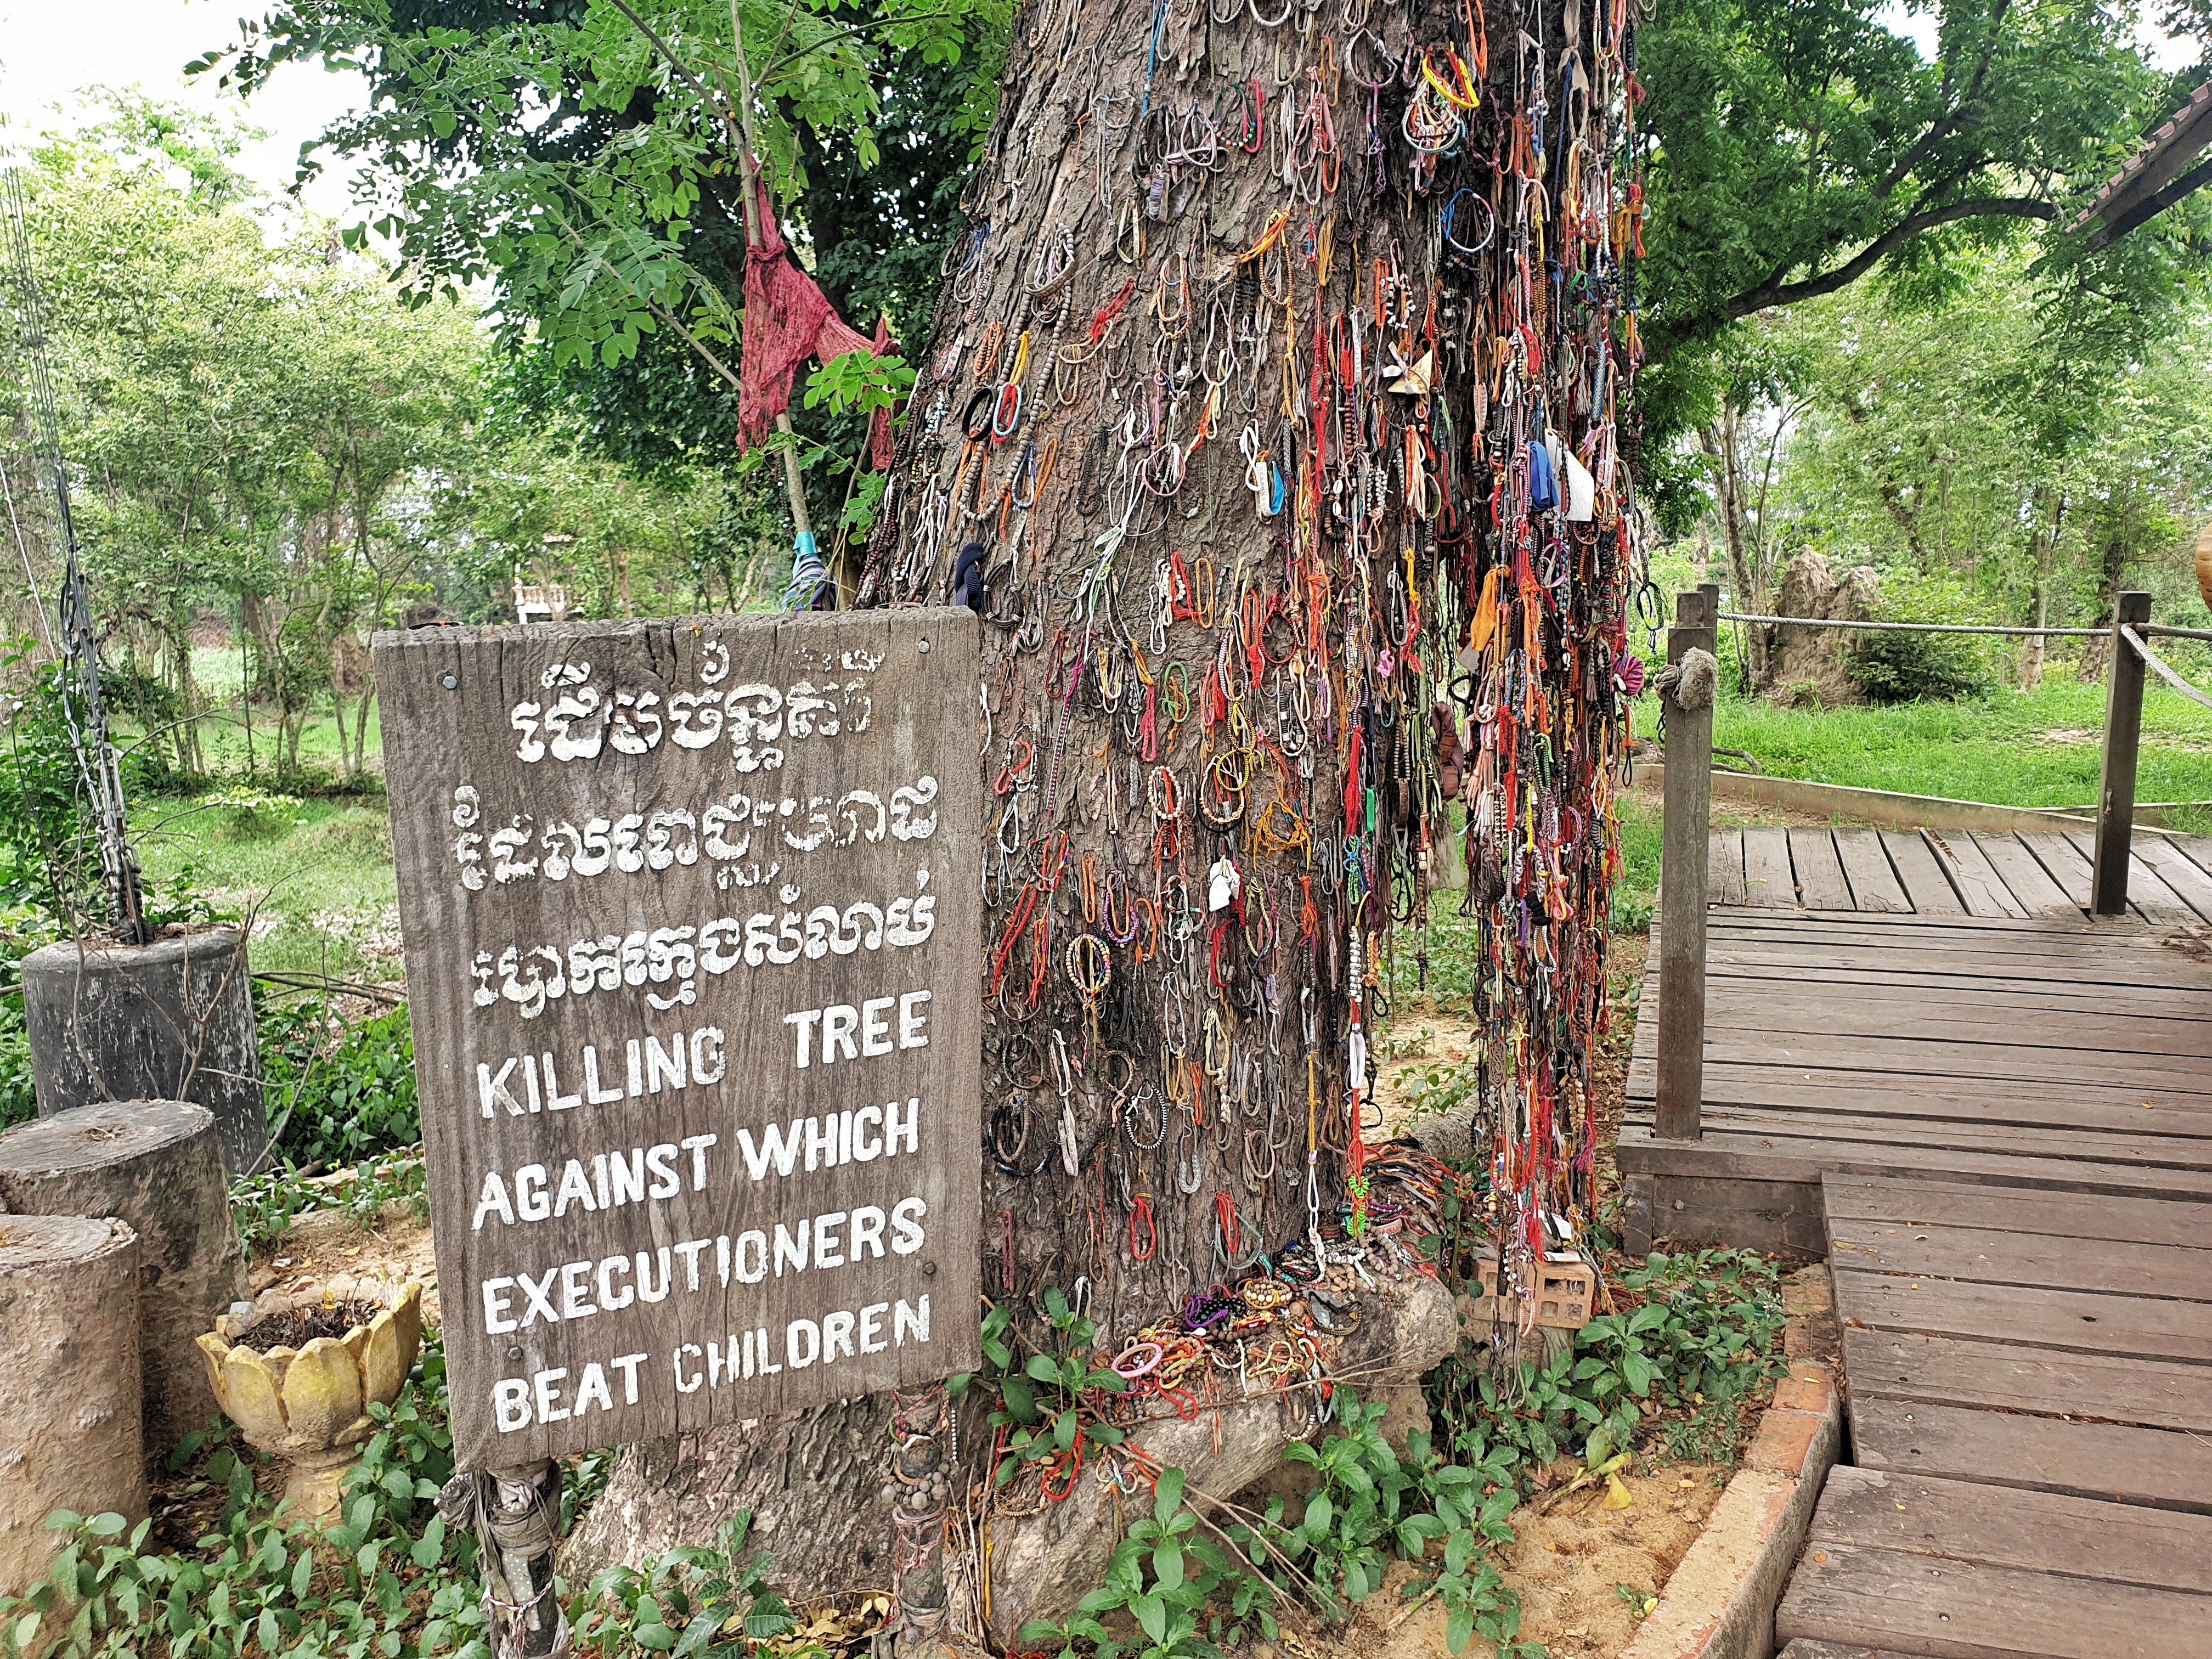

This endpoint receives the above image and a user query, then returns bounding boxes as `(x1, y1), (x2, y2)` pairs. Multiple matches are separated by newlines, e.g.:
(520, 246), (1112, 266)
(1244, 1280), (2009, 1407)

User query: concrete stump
(21, 928), (267, 1178)
(0, 1101), (249, 1463)
(0, 1214), (144, 1595)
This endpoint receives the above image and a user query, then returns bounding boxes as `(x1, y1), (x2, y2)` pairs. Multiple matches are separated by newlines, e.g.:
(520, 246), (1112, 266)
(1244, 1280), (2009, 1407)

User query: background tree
(1638, 0), (2212, 524)
(195, 0), (1009, 581)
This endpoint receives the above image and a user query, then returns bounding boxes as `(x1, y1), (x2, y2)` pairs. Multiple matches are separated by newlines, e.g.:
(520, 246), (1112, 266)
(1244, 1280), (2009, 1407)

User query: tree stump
(0, 1101), (249, 1463)
(0, 1215), (144, 1595)
(21, 928), (268, 1179)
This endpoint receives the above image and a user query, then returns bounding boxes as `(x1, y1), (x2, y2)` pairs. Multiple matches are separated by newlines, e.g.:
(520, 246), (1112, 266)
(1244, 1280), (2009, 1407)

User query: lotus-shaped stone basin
(195, 1277), (424, 1520)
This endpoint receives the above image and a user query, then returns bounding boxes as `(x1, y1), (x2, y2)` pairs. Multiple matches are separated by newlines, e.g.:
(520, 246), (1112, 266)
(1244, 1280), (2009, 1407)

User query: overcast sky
(0, 0), (368, 220)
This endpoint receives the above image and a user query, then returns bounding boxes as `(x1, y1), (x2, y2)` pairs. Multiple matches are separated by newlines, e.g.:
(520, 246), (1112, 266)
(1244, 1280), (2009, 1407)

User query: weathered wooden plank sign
(374, 610), (980, 1470)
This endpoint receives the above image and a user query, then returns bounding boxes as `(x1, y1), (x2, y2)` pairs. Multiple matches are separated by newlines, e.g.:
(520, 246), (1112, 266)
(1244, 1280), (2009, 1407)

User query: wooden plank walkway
(1626, 836), (2212, 1655)
(1618, 906), (2212, 1254)
(1774, 1175), (2212, 1657)
(1703, 825), (2212, 924)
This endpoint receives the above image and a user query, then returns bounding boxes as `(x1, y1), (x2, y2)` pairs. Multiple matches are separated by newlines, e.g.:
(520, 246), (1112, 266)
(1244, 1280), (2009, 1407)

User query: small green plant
(1404, 1053), (1481, 1127)
(1614, 1581), (1658, 1622)
(229, 1152), (430, 1249)
(199, 783), (308, 836)
(1230, 1389), (1539, 1656)
(0, 1334), (482, 1659)
(975, 1289), (1128, 1487)
(1267, 1391), (1425, 1610)
(1615, 1249), (1788, 1406)
(260, 998), (421, 1167)
(1662, 1403), (1745, 1464)
(569, 1509), (797, 1657)
(1020, 1469), (1257, 1659)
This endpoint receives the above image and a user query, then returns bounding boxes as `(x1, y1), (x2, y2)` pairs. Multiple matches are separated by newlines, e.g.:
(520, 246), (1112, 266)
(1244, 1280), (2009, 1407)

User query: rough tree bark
(20, 928), (268, 1179)
(0, 1214), (144, 1595)
(0, 1100), (249, 1464)
(571, 0), (1641, 1617)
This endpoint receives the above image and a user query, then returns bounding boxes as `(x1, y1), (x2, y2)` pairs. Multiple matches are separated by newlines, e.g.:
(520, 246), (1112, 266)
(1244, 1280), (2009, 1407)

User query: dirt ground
(250, 1203), (443, 1327)
(1322, 1459), (1730, 1659)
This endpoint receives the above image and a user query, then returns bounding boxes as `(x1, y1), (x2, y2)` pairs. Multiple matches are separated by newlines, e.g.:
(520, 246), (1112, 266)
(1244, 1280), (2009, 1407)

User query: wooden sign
(373, 610), (981, 1470)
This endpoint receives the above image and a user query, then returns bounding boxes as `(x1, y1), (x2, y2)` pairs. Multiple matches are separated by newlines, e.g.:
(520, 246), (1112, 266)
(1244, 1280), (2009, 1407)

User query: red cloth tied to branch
(737, 174), (877, 454)
(867, 314), (900, 471)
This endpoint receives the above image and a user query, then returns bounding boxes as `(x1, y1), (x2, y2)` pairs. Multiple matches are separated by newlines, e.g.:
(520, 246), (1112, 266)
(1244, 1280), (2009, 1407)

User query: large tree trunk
(571, 0), (1641, 1622)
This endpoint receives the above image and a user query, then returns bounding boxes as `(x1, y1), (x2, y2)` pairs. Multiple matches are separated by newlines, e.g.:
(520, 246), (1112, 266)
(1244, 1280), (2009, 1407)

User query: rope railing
(2120, 625), (2212, 713)
(1717, 612), (2102, 637)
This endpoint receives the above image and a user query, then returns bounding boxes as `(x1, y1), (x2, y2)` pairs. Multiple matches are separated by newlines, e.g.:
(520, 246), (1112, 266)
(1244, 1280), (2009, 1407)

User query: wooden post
(1656, 588), (1717, 1141)
(2092, 591), (2152, 917)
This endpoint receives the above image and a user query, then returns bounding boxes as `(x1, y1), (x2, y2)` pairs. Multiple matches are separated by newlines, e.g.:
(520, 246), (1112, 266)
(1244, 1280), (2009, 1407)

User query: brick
(1472, 1251), (1593, 1329)
(1746, 1408), (1827, 1477)
(1770, 1374), (1833, 1414)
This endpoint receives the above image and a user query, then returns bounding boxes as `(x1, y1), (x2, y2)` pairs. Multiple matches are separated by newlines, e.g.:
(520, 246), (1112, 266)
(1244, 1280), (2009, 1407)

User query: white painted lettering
(680, 1133), (718, 1190)
(534, 1368), (571, 1421)
(860, 996), (894, 1056)
(886, 1098), (920, 1157)
(899, 990), (931, 1048)
(785, 1007), (822, 1069)
(890, 1196), (927, 1255)
(515, 1165), (551, 1222)
(472, 1170), (516, 1229)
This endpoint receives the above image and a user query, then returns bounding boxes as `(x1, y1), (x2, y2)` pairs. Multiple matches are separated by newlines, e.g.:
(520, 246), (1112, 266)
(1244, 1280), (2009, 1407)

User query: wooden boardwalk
(1708, 823), (2212, 926)
(1774, 1175), (2212, 1656)
(1624, 828), (2212, 1655)
(1620, 907), (2212, 1252)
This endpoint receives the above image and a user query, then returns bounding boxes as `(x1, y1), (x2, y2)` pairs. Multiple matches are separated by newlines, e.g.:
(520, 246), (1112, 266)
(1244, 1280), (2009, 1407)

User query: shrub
(1845, 628), (1994, 703)
(261, 999), (420, 1167)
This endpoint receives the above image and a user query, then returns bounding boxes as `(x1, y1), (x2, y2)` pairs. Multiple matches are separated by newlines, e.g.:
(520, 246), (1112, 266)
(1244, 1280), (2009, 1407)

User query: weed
(230, 1152), (430, 1250)
(570, 1511), (798, 1657)
(1020, 1469), (1257, 1659)
(260, 1000), (421, 1167)
(1661, 1404), (1743, 1465)
(1614, 1582), (1658, 1622)
(0, 1334), (480, 1659)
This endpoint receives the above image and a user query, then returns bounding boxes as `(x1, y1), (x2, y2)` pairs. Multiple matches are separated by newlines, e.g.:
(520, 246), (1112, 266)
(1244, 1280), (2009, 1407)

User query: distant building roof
(2071, 78), (2212, 250)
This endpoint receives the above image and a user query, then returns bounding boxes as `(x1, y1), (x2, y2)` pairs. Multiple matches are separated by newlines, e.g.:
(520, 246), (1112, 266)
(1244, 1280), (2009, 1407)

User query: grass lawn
(1713, 681), (2212, 809)
(131, 792), (402, 985)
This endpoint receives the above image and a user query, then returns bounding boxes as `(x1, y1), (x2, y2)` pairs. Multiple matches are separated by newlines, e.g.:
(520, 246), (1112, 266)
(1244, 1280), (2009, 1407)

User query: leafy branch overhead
(1641, 0), (2205, 348)
(188, 0), (1008, 384)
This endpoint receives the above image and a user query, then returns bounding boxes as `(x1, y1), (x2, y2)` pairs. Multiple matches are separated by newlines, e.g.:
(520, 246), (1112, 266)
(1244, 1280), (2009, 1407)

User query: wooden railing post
(2092, 590), (2153, 916)
(1656, 588), (1717, 1142)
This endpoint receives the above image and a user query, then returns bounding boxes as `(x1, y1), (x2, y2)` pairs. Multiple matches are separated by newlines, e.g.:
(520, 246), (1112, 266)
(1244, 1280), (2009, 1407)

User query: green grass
(1713, 681), (2212, 808)
(131, 792), (401, 984)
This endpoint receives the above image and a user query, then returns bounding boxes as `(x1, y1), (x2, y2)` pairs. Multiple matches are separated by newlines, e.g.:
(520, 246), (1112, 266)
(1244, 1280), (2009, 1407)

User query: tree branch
(1874, 0), (2013, 201)
(1726, 196), (2057, 317)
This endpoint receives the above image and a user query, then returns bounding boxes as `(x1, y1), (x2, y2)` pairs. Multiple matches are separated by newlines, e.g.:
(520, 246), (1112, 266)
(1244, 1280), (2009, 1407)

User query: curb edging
(1616, 1273), (1842, 1659)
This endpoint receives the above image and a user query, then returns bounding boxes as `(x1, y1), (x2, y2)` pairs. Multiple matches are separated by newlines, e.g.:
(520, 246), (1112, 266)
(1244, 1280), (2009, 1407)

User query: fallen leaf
(1601, 1474), (1634, 1510)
